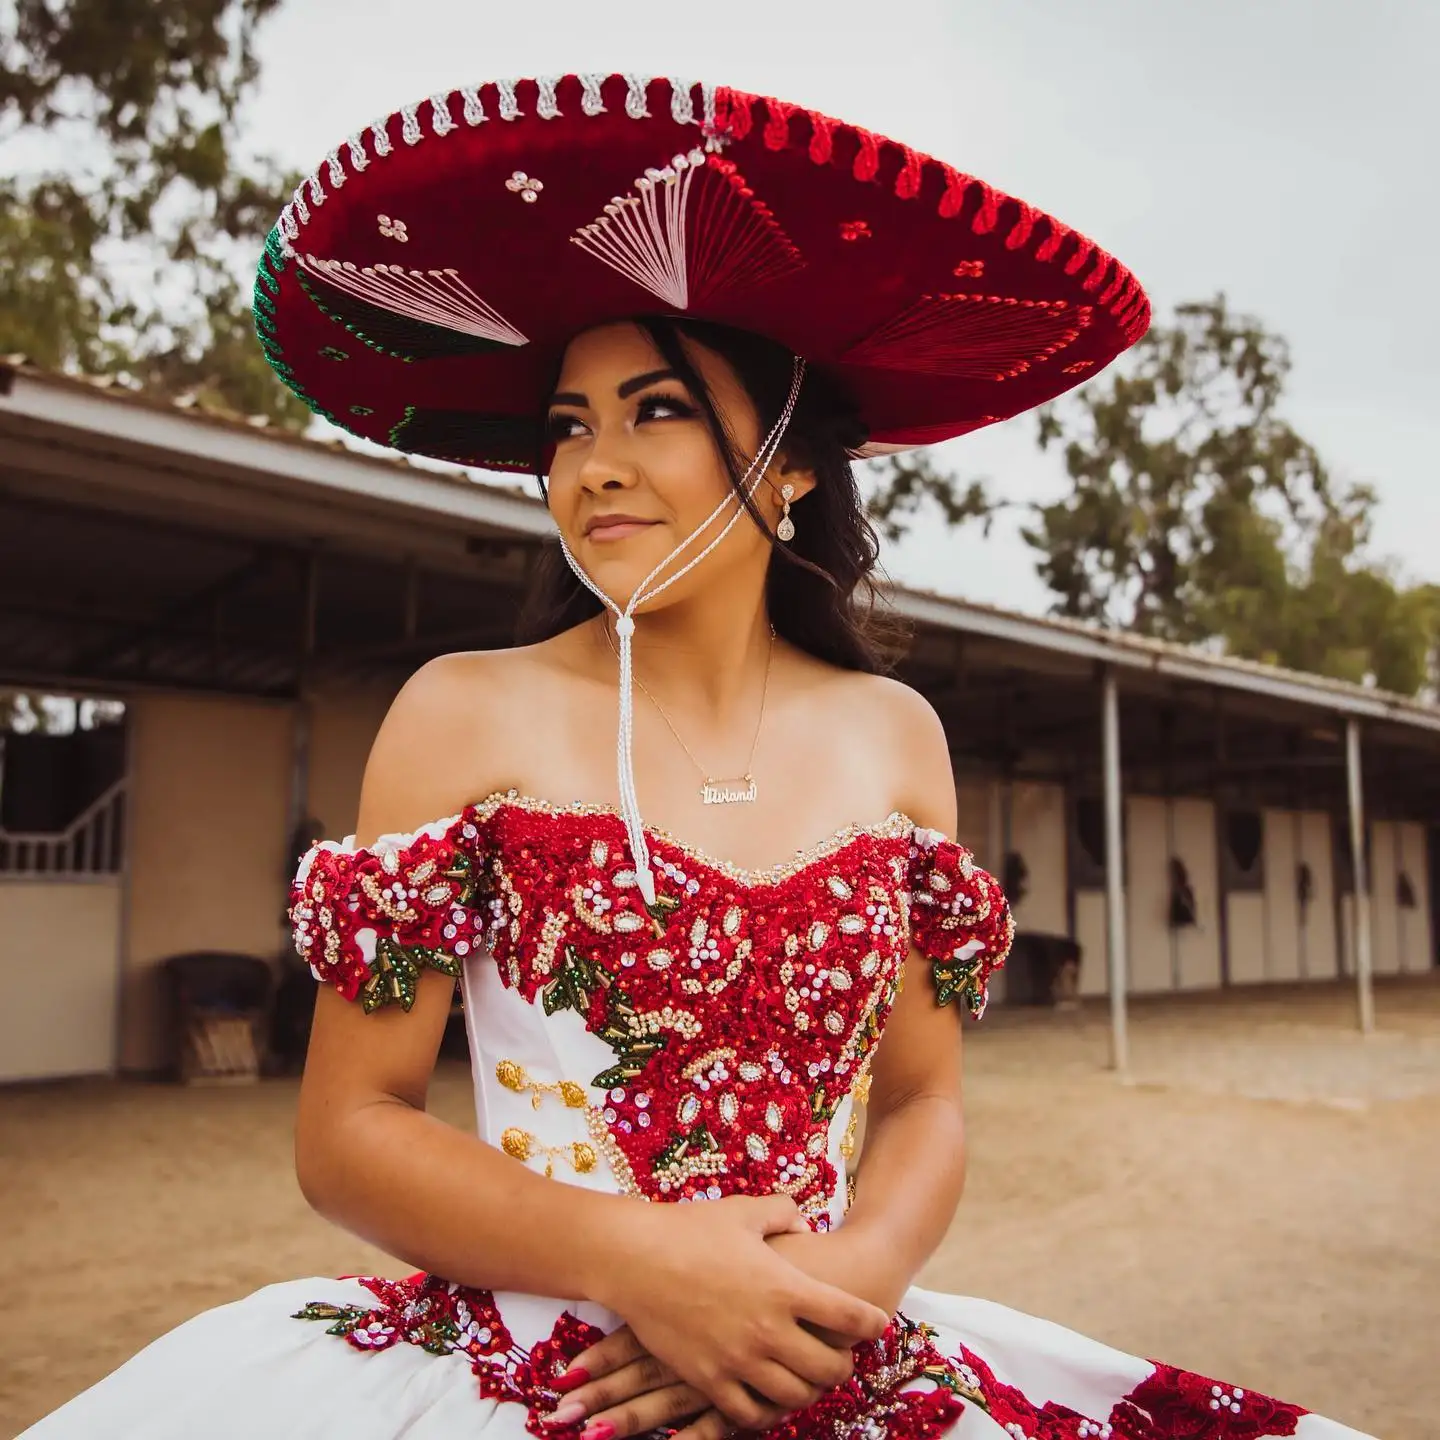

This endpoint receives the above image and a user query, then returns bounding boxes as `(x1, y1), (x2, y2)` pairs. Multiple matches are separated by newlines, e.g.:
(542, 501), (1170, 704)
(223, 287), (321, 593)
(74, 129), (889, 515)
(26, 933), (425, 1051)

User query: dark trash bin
(1005, 932), (1082, 1007)
(162, 951), (275, 1084)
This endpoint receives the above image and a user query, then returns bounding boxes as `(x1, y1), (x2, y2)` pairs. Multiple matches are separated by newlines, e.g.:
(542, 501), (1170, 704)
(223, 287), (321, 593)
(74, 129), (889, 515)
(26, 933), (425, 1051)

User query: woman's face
(544, 321), (785, 612)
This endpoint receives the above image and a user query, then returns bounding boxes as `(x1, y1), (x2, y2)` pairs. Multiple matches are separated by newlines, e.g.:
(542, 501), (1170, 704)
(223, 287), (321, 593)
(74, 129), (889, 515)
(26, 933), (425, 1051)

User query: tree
(1026, 295), (1338, 639)
(863, 451), (994, 545)
(0, 0), (307, 425)
(1196, 486), (1440, 696)
(1022, 295), (1437, 695)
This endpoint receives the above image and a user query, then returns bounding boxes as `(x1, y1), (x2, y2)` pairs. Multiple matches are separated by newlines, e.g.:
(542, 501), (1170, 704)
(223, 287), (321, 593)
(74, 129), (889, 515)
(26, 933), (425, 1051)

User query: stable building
(1, 359), (1435, 1082)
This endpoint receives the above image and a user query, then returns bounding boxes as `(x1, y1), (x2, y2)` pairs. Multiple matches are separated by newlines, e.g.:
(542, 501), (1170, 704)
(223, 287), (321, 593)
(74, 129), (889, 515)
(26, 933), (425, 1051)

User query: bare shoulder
(353, 641), (564, 844)
(814, 667), (956, 833)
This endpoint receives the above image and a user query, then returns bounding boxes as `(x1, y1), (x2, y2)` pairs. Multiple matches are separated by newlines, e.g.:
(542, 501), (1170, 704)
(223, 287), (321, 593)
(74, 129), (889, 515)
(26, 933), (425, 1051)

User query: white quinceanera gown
(21, 795), (1374, 1439)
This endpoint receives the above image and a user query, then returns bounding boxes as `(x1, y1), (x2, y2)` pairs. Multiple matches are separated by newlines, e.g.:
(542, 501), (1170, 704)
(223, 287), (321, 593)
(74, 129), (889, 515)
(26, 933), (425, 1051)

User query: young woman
(22, 74), (1371, 1440)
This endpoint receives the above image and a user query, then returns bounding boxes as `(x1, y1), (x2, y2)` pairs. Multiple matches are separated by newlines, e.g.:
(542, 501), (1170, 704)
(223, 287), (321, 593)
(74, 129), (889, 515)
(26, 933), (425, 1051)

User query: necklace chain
(602, 619), (774, 804)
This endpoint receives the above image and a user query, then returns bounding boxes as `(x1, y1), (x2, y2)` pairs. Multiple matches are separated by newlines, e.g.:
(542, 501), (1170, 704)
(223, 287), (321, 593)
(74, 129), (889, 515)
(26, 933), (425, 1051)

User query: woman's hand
(554, 1221), (900, 1439)
(543, 1325), (803, 1439)
(581, 1195), (888, 1432)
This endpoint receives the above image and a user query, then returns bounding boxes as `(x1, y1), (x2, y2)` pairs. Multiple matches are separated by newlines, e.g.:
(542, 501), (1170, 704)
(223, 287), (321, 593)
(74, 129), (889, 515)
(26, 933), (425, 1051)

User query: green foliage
(0, 0), (307, 426)
(864, 450), (996, 545)
(1025, 295), (1438, 695)
(1027, 295), (1335, 639)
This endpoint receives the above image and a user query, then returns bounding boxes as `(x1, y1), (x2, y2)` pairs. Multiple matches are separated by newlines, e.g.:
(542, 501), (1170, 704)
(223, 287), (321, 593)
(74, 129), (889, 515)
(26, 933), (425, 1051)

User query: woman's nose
(577, 433), (639, 492)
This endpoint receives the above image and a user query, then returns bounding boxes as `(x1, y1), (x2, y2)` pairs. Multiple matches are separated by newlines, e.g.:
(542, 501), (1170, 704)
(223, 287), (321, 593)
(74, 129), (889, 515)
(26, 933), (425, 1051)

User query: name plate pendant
(701, 775), (758, 806)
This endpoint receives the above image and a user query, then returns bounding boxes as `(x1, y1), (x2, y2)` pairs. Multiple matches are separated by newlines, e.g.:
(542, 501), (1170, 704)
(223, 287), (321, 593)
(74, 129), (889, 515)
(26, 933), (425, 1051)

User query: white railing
(0, 780), (127, 878)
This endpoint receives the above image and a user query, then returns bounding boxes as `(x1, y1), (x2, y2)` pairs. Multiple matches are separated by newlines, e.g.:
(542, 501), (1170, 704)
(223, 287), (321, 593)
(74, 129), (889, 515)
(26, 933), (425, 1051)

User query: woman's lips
(585, 518), (659, 542)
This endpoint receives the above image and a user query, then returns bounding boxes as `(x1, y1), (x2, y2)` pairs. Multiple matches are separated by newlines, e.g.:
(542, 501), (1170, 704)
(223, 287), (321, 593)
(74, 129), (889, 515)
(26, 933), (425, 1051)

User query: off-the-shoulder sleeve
(288, 811), (494, 1013)
(906, 826), (1014, 1018)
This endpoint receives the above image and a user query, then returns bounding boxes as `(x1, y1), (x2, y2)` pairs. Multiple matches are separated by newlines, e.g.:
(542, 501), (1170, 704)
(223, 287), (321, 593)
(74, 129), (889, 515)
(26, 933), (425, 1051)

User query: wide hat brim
(254, 74), (1149, 472)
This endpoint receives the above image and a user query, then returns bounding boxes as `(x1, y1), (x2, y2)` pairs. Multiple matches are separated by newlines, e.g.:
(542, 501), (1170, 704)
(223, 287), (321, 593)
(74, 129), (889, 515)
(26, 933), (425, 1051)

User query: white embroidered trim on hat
(571, 150), (803, 311)
(460, 86), (487, 125)
(429, 92), (456, 136)
(278, 75), (680, 257)
(495, 79), (522, 120)
(296, 256), (529, 347)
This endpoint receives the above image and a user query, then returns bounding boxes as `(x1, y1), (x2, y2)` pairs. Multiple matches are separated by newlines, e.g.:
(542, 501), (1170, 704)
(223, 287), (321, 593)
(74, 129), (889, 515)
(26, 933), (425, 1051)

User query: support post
(1102, 668), (1129, 1072)
(1345, 718), (1375, 1034)
(285, 553), (321, 874)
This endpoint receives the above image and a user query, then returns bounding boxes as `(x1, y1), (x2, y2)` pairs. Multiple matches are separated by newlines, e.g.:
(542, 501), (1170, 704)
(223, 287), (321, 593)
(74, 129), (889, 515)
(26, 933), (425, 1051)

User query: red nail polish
(581, 1423), (614, 1440)
(553, 1366), (591, 1393)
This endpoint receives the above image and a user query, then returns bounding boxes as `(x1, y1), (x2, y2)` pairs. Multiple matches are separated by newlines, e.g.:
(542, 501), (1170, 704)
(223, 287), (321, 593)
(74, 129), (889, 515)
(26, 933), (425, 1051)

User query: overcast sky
(244, 0), (1440, 613)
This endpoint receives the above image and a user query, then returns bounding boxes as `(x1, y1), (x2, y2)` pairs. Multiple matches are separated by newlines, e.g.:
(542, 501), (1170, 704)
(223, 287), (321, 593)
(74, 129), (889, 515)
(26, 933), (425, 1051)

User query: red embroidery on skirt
(946, 1344), (1306, 1440)
(1112, 1362), (1306, 1439)
(298, 1279), (971, 1440)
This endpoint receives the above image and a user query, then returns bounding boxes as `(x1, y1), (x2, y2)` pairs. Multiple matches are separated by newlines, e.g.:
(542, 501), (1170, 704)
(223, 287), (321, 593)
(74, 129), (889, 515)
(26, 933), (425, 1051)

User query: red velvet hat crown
(254, 73), (1149, 471)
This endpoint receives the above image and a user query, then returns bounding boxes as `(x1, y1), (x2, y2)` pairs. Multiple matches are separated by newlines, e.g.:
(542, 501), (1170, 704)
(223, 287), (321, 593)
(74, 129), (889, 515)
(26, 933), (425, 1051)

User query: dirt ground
(3, 977), (1438, 1439)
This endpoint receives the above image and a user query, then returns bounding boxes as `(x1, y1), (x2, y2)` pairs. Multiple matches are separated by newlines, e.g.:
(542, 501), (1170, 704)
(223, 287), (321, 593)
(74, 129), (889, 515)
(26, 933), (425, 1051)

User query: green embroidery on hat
(252, 237), (344, 426)
(294, 270), (417, 364)
(350, 405), (375, 417)
(388, 405), (418, 448)
(295, 267), (514, 364)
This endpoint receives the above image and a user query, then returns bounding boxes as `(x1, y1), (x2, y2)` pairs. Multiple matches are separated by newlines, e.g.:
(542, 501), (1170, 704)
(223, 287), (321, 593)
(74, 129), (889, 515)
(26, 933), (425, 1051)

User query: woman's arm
(295, 655), (637, 1298)
(772, 682), (969, 1314)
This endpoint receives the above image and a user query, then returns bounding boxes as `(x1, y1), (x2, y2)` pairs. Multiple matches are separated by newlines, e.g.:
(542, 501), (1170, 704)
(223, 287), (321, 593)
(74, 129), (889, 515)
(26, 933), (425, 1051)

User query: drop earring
(776, 483), (796, 543)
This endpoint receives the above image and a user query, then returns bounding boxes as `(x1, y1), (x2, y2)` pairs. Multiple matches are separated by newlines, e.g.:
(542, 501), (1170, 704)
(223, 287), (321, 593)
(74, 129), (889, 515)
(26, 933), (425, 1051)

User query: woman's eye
(636, 394), (697, 423)
(546, 412), (586, 441)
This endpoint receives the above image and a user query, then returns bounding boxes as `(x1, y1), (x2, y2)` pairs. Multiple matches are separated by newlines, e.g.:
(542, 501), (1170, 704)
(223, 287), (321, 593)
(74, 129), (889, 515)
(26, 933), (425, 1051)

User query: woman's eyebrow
(617, 368), (679, 398)
(548, 368), (682, 409)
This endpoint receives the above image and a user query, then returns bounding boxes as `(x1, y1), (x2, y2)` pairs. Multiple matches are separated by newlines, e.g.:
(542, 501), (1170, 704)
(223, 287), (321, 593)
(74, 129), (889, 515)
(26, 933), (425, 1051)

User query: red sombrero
(254, 73), (1149, 470)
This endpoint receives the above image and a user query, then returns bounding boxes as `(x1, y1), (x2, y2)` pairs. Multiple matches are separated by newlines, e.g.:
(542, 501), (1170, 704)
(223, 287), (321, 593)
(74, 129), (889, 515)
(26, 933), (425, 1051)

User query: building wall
(1395, 822), (1434, 972)
(951, 777), (1068, 1005)
(0, 879), (123, 1081)
(953, 776), (996, 869)
(1009, 782), (1068, 937)
(304, 678), (399, 843)
(1076, 891), (1109, 997)
(1079, 795), (1229, 997)
(120, 693), (295, 1072)
(1341, 820), (1433, 978)
(1116, 796), (1222, 994)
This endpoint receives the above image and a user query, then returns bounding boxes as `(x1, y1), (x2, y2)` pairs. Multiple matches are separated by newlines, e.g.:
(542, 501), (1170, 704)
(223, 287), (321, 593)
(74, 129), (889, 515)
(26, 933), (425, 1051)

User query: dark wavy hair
(515, 317), (906, 673)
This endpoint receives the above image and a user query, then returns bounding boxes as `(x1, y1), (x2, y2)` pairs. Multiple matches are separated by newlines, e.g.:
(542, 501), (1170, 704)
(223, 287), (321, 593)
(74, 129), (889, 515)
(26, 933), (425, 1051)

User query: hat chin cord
(555, 355), (806, 908)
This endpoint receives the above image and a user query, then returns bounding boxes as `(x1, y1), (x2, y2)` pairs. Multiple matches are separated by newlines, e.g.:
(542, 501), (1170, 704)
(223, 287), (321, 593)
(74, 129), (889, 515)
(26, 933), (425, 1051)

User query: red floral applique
(1109, 1363), (1305, 1440)
(942, 1342), (1105, 1439)
(755, 1313), (965, 1440)
(289, 818), (491, 1010)
(938, 1345), (1306, 1440)
(908, 828), (1013, 1017)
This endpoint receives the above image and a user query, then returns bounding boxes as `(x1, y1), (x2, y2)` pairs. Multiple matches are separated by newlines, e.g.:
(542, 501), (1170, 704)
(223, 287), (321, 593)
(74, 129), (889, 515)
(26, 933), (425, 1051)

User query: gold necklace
(602, 619), (774, 805)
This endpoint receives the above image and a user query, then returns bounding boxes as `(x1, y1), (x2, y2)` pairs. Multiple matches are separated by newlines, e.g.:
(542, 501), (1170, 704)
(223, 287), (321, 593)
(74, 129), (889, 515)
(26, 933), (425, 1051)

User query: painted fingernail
(581, 1423), (615, 1440)
(553, 1366), (591, 1393)
(544, 1400), (587, 1426)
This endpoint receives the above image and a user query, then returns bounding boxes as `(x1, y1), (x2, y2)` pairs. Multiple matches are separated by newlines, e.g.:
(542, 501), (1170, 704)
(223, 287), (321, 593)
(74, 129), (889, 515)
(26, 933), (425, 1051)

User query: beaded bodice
(290, 792), (1011, 1230)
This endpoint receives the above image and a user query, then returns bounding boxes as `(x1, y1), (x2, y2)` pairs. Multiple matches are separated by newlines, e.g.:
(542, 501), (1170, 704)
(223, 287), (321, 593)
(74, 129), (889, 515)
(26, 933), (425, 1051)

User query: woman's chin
(576, 539), (672, 596)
